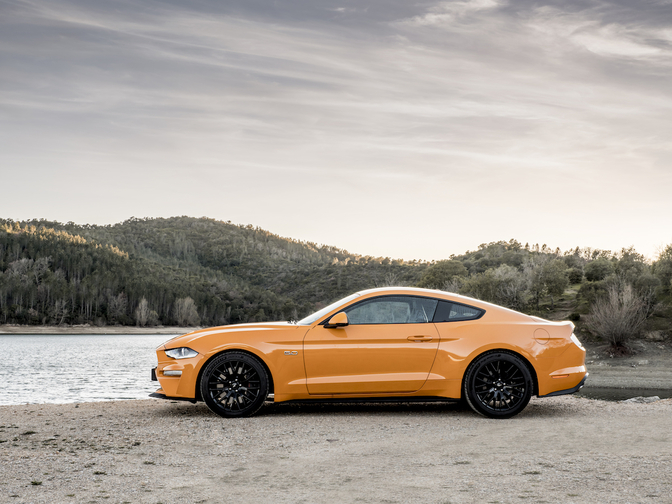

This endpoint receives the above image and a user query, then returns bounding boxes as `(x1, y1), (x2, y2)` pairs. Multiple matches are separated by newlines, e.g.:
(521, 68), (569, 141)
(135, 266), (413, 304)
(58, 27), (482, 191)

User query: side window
(432, 300), (484, 322)
(344, 296), (439, 325)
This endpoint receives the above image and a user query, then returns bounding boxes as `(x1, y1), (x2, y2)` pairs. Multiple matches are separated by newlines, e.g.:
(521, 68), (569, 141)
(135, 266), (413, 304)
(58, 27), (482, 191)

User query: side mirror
(324, 312), (349, 329)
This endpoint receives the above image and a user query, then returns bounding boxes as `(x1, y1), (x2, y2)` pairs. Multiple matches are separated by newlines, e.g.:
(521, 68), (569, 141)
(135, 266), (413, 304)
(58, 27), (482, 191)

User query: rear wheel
(464, 352), (532, 419)
(200, 352), (269, 418)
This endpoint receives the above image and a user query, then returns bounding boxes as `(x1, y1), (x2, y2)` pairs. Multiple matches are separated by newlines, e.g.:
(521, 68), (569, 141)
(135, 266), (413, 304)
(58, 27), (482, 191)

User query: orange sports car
(151, 287), (587, 419)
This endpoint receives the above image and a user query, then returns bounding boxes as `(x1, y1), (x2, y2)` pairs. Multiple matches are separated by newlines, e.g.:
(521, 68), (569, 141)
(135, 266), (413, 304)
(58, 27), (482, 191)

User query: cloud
(399, 0), (505, 26)
(525, 5), (672, 61)
(1, 0), (671, 259)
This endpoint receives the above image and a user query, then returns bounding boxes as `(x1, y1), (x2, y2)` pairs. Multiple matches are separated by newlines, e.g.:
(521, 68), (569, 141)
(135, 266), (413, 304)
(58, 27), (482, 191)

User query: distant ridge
(0, 216), (428, 327)
(1, 217), (670, 337)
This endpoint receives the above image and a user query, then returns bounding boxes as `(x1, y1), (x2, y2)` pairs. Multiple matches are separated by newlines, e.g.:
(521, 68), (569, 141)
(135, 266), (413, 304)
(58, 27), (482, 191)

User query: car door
(302, 295), (440, 395)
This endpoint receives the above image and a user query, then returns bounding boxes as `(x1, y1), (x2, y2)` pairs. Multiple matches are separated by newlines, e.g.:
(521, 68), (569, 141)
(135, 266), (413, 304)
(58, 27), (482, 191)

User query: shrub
(586, 283), (647, 349)
(567, 267), (583, 284)
(579, 279), (608, 305)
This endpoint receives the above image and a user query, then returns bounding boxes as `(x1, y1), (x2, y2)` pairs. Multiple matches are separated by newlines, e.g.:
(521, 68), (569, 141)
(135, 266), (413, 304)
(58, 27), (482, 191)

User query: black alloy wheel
(200, 352), (269, 418)
(464, 352), (533, 419)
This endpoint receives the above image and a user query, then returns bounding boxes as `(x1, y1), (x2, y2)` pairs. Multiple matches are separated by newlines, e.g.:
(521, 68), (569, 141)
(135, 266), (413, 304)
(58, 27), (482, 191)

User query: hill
(0, 217), (427, 326)
(1, 217), (671, 349)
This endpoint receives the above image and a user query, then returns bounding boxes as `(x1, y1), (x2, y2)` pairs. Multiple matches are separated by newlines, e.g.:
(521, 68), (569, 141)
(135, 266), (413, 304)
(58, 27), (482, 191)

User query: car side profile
(151, 287), (587, 419)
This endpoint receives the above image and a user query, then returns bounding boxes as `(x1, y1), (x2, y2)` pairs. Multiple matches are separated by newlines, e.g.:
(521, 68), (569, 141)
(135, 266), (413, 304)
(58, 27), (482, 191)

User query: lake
(3, 334), (671, 405)
(1, 334), (173, 405)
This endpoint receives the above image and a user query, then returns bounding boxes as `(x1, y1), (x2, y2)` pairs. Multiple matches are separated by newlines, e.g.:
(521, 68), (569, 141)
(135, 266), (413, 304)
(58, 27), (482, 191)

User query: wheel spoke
(472, 357), (530, 413)
(205, 360), (260, 413)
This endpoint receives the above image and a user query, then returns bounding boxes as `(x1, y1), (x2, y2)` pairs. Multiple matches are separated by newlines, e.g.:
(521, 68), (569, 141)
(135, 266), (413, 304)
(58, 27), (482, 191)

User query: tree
(615, 247), (647, 282)
(492, 264), (529, 311)
(632, 273), (661, 317)
(459, 265), (528, 311)
(525, 258), (568, 310)
(107, 292), (128, 324)
(585, 258), (615, 282)
(174, 297), (200, 326)
(653, 244), (672, 296)
(526, 256), (548, 310)
(50, 299), (69, 325)
(417, 260), (468, 290)
(543, 260), (569, 310)
(135, 297), (150, 327)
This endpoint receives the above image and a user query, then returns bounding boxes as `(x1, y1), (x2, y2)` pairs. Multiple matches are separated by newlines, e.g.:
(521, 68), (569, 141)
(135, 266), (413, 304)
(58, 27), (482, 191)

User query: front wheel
(464, 352), (533, 419)
(200, 352), (269, 418)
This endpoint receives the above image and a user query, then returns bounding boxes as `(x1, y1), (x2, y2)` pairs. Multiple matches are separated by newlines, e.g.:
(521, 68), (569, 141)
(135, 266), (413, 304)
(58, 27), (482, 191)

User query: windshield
(297, 292), (361, 325)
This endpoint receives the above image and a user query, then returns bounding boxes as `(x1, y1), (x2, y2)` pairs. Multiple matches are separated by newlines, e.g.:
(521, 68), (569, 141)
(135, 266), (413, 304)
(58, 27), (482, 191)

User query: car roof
(357, 286), (477, 304)
(354, 286), (534, 321)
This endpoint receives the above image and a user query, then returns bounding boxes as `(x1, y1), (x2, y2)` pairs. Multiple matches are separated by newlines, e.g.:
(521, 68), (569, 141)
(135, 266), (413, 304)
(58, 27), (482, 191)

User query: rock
(645, 331), (666, 342)
(622, 396), (661, 404)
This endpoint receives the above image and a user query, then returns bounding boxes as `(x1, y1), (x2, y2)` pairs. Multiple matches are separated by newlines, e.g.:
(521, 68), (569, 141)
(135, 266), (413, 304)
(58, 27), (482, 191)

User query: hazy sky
(1, 0), (671, 260)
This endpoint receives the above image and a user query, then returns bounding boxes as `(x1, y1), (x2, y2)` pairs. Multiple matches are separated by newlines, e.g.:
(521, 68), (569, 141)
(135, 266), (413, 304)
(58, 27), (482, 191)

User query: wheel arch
(194, 348), (275, 402)
(461, 348), (539, 397)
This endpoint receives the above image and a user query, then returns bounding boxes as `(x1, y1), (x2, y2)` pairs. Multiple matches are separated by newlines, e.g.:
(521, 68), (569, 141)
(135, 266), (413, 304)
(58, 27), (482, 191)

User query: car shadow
(146, 396), (581, 420)
(256, 399), (473, 417)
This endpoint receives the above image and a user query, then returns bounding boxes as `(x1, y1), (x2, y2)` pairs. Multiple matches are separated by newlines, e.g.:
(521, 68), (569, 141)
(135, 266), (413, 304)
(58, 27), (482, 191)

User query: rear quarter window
(432, 300), (484, 322)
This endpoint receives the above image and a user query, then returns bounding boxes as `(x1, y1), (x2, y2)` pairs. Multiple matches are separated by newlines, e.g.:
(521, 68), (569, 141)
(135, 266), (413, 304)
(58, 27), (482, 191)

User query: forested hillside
(0, 217), (427, 326)
(1, 217), (671, 349)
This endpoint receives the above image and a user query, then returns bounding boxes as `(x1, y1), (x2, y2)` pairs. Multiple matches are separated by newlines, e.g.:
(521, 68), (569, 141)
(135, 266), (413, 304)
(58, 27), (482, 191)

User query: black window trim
(318, 294), (486, 326)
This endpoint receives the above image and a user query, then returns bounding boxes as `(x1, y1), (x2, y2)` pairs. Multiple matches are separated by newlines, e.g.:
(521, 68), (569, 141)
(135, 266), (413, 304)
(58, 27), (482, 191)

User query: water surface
(2, 334), (173, 405)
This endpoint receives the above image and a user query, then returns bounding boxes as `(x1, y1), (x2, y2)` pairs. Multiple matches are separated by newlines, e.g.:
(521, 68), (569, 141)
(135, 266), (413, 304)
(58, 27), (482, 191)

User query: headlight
(165, 347), (198, 359)
(570, 334), (585, 351)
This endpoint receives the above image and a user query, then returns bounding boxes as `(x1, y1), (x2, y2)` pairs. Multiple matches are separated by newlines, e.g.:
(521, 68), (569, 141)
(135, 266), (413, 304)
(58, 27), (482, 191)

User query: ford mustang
(151, 287), (587, 419)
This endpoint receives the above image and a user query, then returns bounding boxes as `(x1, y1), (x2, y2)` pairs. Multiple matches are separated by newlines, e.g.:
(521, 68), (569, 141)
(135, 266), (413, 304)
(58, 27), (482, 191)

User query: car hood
(160, 321), (304, 350)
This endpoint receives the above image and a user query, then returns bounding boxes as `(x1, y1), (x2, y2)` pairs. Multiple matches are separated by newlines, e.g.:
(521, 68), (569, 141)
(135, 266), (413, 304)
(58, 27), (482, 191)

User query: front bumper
(152, 350), (203, 399)
(149, 390), (197, 403)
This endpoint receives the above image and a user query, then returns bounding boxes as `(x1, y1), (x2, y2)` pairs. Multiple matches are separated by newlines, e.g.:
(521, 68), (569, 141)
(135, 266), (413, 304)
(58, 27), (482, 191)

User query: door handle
(407, 335), (433, 342)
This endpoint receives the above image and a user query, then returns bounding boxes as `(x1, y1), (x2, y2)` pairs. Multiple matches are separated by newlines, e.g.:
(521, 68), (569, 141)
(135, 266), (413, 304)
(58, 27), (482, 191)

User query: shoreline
(0, 324), (200, 335)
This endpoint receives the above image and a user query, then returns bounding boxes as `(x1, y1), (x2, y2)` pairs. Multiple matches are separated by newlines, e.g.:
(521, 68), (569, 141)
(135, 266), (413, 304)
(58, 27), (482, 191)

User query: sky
(1, 0), (671, 261)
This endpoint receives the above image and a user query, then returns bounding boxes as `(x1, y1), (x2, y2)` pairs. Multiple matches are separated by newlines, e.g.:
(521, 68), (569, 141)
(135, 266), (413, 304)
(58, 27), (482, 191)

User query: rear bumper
(540, 374), (588, 398)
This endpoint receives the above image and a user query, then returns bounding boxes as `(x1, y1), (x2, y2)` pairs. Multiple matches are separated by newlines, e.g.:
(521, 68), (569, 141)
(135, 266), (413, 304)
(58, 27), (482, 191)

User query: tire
(463, 352), (533, 419)
(200, 352), (269, 418)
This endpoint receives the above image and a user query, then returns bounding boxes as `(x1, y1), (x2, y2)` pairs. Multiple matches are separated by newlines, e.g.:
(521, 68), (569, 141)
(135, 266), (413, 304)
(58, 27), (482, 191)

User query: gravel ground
(584, 340), (672, 390)
(1, 396), (671, 504)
